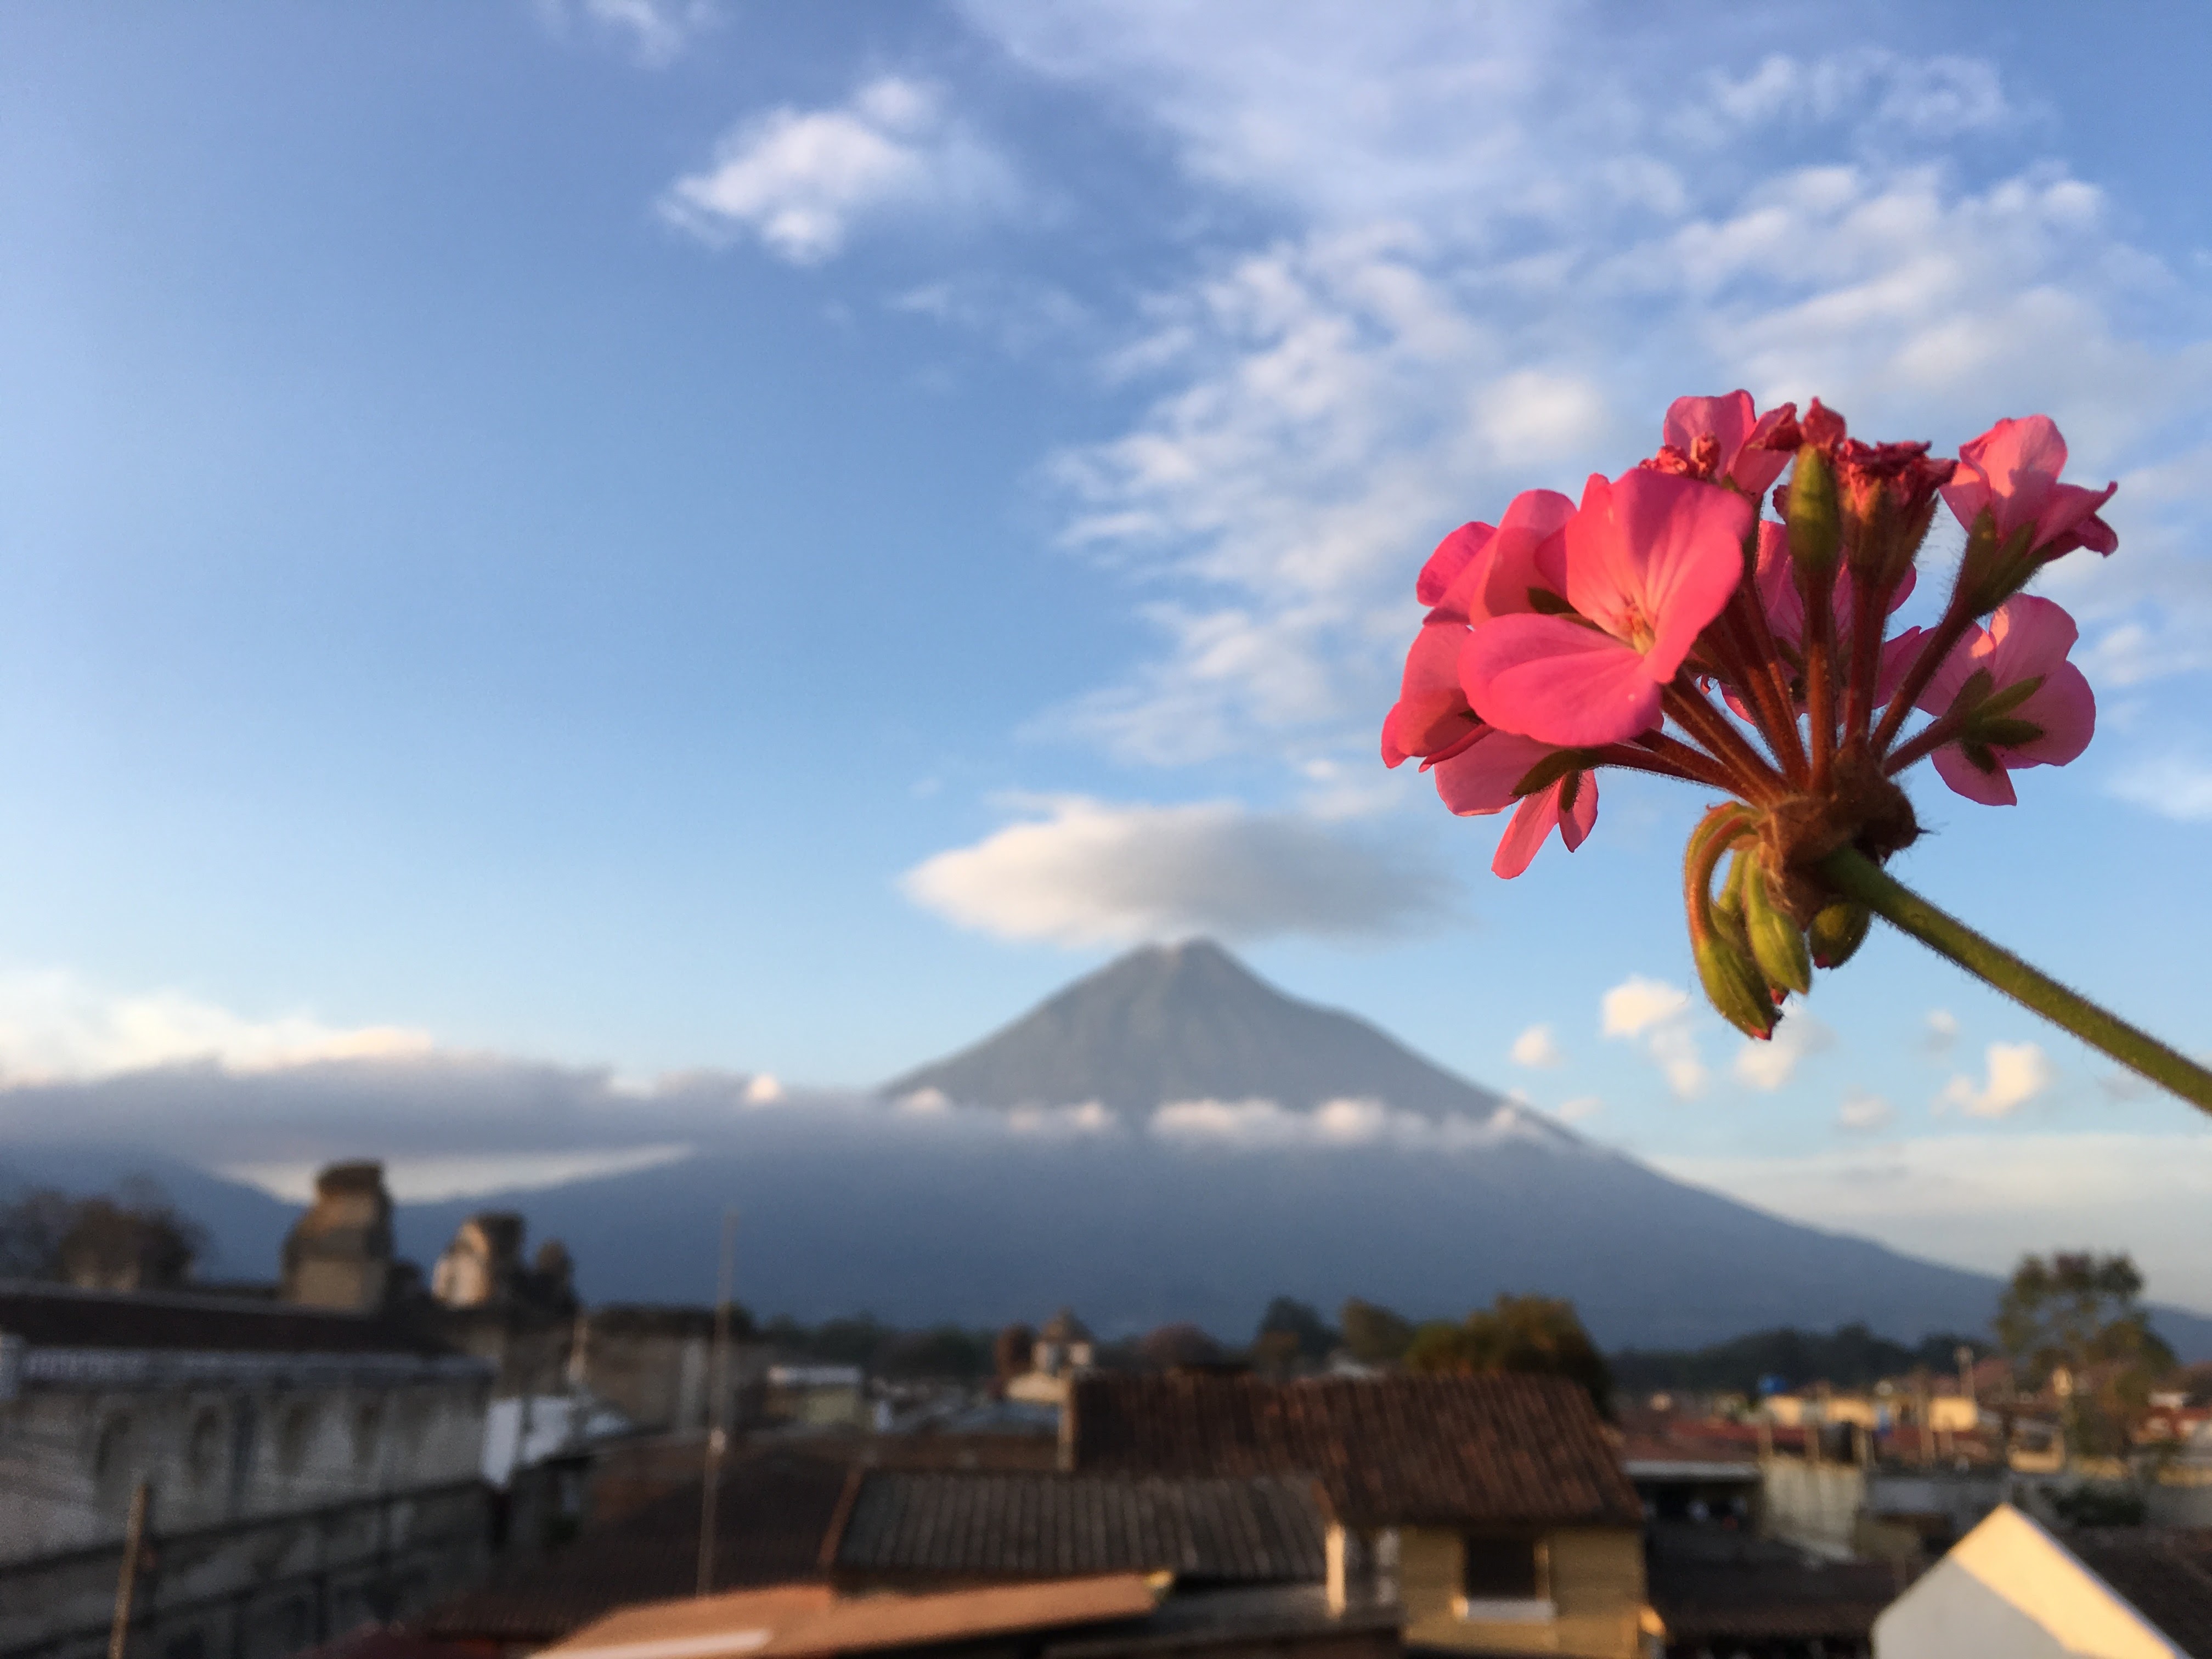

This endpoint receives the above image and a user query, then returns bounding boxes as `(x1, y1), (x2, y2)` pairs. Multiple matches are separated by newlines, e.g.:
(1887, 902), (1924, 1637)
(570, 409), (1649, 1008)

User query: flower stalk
(1818, 847), (2212, 1115)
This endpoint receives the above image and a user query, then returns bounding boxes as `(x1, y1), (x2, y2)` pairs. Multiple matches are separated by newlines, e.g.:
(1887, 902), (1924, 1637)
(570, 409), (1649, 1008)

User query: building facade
(0, 1285), (493, 1659)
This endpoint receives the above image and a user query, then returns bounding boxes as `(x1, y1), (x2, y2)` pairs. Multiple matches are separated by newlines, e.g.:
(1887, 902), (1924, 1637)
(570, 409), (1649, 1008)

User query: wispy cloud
(954, 4), (2212, 768)
(1655, 1131), (2212, 1313)
(664, 77), (1016, 263)
(900, 794), (1454, 946)
(1837, 1091), (1895, 1132)
(2108, 755), (2212, 822)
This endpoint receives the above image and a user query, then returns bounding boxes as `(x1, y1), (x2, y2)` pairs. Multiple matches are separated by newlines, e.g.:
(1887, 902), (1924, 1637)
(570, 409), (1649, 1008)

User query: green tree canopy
(1404, 1293), (1614, 1418)
(1997, 1251), (2174, 1457)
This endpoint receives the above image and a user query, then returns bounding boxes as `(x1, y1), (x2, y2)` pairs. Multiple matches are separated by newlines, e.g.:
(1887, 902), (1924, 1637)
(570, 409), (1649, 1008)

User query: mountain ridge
(881, 939), (1513, 1121)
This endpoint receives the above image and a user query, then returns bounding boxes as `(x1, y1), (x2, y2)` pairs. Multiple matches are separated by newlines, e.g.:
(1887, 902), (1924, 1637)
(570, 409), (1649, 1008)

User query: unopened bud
(1808, 900), (1871, 970)
(1696, 931), (1779, 1041)
(1785, 444), (1841, 574)
(1742, 859), (1813, 996)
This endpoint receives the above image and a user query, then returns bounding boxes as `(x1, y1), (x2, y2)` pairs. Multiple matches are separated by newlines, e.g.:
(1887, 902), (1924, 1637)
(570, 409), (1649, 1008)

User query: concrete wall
(0, 1483), (489, 1659)
(0, 1370), (487, 1566)
(1760, 1458), (1866, 1560)
(1398, 1526), (1643, 1658)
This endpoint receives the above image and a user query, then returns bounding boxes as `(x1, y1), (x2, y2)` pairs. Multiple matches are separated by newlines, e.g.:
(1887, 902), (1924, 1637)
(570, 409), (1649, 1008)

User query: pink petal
(1461, 615), (1664, 747)
(1984, 594), (2079, 678)
(1432, 730), (1557, 816)
(1491, 789), (1560, 878)
(1915, 620), (1992, 716)
(1932, 742), (2018, 806)
(1437, 488), (1575, 625)
(1598, 470), (1752, 680)
(1877, 626), (1927, 704)
(1419, 521), (1494, 611)
(2005, 662), (2096, 768)
(1381, 619), (1480, 765)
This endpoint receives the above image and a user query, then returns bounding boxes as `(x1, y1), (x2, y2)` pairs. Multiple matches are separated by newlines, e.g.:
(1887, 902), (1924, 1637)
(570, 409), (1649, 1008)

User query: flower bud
(1808, 900), (1872, 970)
(1785, 444), (1841, 575)
(1696, 930), (1779, 1041)
(1742, 858), (1813, 995)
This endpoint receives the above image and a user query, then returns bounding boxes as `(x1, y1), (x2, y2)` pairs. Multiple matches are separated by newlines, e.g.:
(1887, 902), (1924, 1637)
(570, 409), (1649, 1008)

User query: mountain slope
(881, 940), (1508, 1119)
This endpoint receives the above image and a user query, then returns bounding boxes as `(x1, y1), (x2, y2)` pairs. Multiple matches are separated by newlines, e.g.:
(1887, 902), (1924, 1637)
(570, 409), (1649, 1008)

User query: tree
(1339, 1297), (1415, 1365)
(1403, 1294), (1614, 1418)
(994, 1322), (1037, 1382)
(0, 1182), (206, 1290)
(1137, 1323), (1223, 1370)
(1996, 1252), (2174, 1457)
(1255, 1297), (1339, 1364)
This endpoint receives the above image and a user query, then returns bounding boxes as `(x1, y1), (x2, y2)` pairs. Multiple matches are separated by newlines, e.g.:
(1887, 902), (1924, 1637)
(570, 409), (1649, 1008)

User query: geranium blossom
(1914, 596), (2096, 806)
(1460, 469), (1753, 747)
(1944, 415), (2118, 561)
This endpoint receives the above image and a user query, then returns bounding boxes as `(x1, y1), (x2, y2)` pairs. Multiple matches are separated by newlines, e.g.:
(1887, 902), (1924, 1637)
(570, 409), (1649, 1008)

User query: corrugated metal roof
(1068, 1373), (1640, 1530)
(834, 1470), (1326, 1584)
(541, 1576), (1160, 1659)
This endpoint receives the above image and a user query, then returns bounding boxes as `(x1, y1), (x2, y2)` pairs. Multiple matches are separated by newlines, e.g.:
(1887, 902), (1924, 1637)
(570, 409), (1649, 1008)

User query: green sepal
(1976, 716), (2045, 749)
(1785, 444), (1841, 573)
(1742, 858), (1813, 996)
(1695, 932), (1779, 1040)
(1808, 899), (1872, 970)
(1525, 588), (1577, 616)
(1509, 747), (1597, 799)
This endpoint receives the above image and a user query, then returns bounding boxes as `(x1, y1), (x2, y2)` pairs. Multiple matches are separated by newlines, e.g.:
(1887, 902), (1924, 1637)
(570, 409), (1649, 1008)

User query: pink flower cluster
(1381, 393), (2115, 1034)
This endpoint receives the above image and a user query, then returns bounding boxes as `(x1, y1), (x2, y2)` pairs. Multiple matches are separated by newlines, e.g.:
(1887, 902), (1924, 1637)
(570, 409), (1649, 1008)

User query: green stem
(1818, 846), (2212, 1115)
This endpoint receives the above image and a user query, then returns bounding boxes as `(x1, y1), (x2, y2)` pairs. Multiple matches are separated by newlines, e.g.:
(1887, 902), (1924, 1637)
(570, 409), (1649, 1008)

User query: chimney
(279, 1161), (396, 1312)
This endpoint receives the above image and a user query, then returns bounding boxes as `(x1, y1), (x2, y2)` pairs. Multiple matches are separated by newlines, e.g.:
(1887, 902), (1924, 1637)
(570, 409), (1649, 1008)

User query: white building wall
(1874, 1505), (2185, 1659)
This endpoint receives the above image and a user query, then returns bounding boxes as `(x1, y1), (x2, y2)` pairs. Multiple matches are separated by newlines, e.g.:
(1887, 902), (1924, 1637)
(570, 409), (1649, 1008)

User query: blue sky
(2, 1), (2210, 1307)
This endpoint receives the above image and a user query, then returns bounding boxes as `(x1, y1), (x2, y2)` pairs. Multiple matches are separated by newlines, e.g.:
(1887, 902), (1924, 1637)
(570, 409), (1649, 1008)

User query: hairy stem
(1663, 681), (1788, 805)
(1818, 847), (2212, 1115)
(1602, 735), (1734, 792)
(1803, 571), (1838, 791)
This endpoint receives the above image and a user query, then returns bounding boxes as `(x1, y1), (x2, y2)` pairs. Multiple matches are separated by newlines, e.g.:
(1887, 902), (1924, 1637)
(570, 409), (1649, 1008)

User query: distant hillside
(881, 939), (1510, 1119)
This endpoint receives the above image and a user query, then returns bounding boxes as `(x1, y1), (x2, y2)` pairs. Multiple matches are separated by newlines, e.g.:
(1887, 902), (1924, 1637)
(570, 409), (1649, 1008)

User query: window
(1457, 1534), (1551, 1622)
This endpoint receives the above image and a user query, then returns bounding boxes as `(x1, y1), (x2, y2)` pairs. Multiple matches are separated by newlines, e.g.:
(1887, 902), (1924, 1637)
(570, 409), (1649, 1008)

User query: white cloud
(1146, 1096), (1578, 1153)
(1837, 1091), (1895, 1132)
(1007, 1101), (1121, 1136)
(1602, 977), (1690, 1038)
(1601, 975), (1705, 1098)
(2109, 757), (2212, 822)
(1510, 1024), (1564, 1069)
(1655, 1132), (2212, 1313)
(1940, 1041), (2055, 1119)
(1733, 1006), (1835, 1091)
(223, 1144), (692, 1204)
(1554, 1095), (1602, 1123)
(0, 969), (431, 1087)
(663, 77), (1015, 263)
(742, 1073), (786, 1105)
(900, 794), (1452, 946)
(1925, 1009), (1960, 1054)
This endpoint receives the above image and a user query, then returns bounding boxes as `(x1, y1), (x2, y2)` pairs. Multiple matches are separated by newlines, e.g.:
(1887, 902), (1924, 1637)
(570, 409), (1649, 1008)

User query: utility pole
(696, 1206), (738, 1598)
(109, 1481), (151, 1659)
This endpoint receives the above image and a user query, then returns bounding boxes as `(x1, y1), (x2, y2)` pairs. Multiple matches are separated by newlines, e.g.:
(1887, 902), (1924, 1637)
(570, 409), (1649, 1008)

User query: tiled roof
(833, 1470), (1326, 1585)
(420, 1452), (851, 1643)
(1067, 1373), (1639, 1530)
(2069, 1529), (2212, 1659)
(0, 1282), (452, 1356)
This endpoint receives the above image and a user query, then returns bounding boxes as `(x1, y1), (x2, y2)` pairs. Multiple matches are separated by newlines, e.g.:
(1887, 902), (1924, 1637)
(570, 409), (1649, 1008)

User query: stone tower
(279, 1161), (395, 1312)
